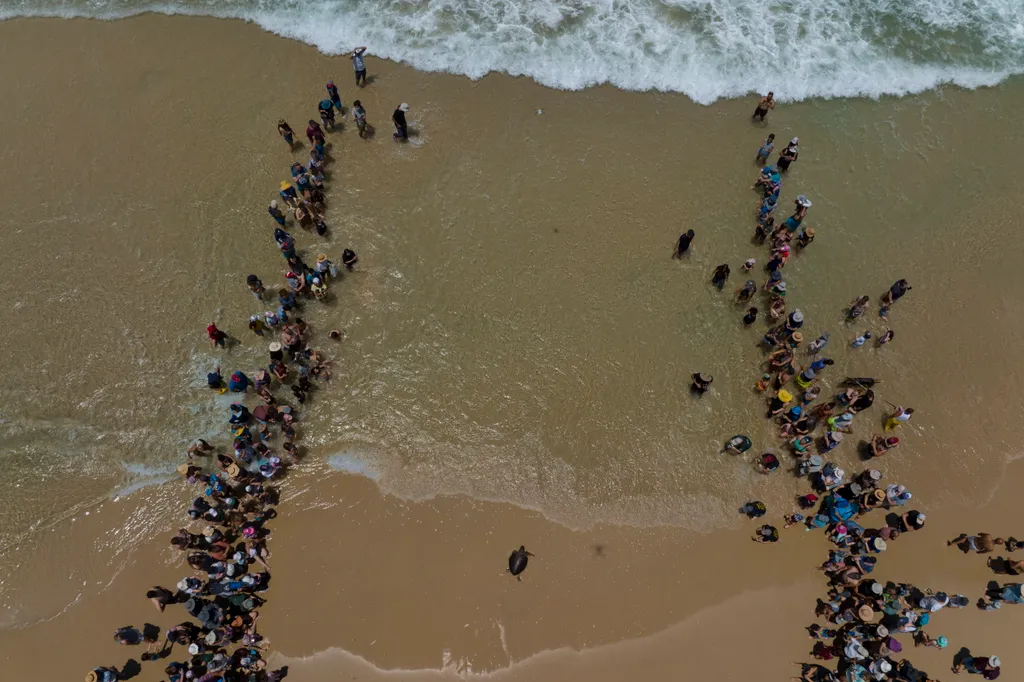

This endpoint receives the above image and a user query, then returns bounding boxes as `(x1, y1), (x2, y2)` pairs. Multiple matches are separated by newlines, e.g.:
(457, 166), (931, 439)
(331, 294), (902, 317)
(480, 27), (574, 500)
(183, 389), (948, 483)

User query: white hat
(791, 310), (804, 323)
(878, 661), (892, 673)
(270, 199), (278, 208)
(188, 643), (200, 655)
(796, 194), (812, 207)
(269, 342), (282, 352)
(990, 657), (1001, 667)
(790, 137), (799, 144)
(776, 281), (787, 291)
(399, 102), (410, 112)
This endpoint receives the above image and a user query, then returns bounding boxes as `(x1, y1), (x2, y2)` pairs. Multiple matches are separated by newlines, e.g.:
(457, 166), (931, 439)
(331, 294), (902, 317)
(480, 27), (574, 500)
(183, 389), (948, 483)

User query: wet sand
(3, 13), (1024, 682)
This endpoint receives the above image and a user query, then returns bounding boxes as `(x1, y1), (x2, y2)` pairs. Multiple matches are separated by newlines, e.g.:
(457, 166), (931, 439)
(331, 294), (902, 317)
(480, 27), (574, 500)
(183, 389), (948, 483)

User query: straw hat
(778, 390), (793, 402)
(86, 673), (98, 682)
(227, 463), (241, 478)
(202, 526), (218, 538)
(872, 489), (886, 502)
(269, 342), (282, 353)
(875, 625), (889, 637)
(805, 227), (816, 236)
(697, 373), (713, 384)
(870, 537), (888, 552)
(176, 463), (190, 476)
(317, 253), (328, 263)
(857, 605), (875, 621)
(791, 332), (803, 343)
(830, 431), (844, 442)
(280, 181), (292, 190)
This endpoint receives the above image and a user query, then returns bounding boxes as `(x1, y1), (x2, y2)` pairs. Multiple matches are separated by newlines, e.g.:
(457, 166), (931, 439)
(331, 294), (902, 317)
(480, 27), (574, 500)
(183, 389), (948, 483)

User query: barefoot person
(752, 92), (776, 121)
(351, 46), (368, 87)
(352, 100), (369, 139)
(392, 102), (409, 140)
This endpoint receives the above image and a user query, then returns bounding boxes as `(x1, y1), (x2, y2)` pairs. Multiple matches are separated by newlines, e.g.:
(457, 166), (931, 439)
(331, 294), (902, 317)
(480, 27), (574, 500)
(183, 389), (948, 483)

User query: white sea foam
(1, 0), (1022, 100)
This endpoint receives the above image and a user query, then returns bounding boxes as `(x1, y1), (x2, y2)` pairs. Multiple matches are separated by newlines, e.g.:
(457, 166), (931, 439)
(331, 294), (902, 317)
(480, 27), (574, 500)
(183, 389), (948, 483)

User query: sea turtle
(507, 545), (534, 581)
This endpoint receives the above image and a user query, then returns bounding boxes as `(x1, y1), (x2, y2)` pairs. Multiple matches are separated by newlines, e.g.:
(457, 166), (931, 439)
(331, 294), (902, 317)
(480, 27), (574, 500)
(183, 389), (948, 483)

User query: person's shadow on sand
(119, 659), (142, 679)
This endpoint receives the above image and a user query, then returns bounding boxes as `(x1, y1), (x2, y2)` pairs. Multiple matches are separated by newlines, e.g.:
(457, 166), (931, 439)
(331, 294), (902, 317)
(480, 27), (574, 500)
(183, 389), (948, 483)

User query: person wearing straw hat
(86, 668), (119, 682)
(315, 253), (334, 279)
(393, 102), (410, 140)
(796, 226), (815, 248)
(279, 180), (299, 208)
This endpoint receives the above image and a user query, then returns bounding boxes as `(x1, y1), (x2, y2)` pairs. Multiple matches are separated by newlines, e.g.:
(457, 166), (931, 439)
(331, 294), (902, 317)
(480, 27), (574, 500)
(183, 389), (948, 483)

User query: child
(743, 258), (756, 271)
(743, 307), (758, 325)
(756, 133), (776, 164)
(755, 373), (772, 392)
(878, 329), (895, 345)
(851, 330), (872, 347)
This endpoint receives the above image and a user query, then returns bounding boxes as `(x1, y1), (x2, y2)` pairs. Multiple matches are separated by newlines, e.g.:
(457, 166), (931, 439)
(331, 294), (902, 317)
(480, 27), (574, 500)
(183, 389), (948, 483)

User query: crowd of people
(700, 96), (1008, 682)
(86, 49), (380, 682)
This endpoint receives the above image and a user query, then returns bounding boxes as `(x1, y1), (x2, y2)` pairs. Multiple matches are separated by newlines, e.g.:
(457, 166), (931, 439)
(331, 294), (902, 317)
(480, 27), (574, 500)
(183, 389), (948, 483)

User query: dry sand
(2, 14), (1024, 682)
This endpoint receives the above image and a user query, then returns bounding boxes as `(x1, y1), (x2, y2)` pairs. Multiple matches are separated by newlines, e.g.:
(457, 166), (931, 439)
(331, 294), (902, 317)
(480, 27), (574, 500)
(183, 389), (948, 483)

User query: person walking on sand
(352, 46), (368, 87)
(352, 100), (369, 139)
(756, 133), (776, 164)
(752, 92), (776, 122)
(393, 103), (409, 140)
(326, 79), (343, 112)
(884, 405), (913, 430)
(277, 119), (295, 148)
(674, 229), (695, 258)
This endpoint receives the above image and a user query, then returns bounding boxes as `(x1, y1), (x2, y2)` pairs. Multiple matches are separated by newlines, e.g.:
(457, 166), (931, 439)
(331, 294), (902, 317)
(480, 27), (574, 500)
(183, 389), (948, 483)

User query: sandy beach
(3, 13), (1024, 682)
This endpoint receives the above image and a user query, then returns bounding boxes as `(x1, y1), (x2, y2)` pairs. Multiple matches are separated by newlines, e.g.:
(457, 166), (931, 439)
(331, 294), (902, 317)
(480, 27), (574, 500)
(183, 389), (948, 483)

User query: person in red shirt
(306, 120), (325, 146)
(207, 323), (227, 348)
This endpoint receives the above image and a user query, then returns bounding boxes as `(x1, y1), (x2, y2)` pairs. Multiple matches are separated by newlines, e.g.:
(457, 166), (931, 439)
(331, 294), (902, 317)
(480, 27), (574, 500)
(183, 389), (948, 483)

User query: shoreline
(4, 13), (1024, 682)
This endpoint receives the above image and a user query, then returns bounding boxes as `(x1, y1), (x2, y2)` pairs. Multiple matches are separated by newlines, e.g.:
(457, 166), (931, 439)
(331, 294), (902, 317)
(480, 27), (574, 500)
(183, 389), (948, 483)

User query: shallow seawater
(2, 17), (1024, 627)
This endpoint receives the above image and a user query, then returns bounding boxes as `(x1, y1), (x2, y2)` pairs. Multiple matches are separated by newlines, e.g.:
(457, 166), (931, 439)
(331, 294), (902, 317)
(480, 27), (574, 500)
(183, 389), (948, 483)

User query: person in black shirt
(674, 229), (694, 258)
(392, 103), (409, 140)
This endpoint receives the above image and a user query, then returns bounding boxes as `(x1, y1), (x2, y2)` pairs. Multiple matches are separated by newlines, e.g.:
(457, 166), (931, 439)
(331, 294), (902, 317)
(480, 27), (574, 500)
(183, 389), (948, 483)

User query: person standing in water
(268, 200), (287, 226)
(352, 100), (369, 139)
(277, 119), (295, 148)
(752, 92), (776, 122)
(351, 47), (368, 87)
(393, 103), (409, 140)
(326, 79), (343, 112)
(777, 138), (799, 172)
(674, 229), (695, 258)
(756, 133), (775, 164)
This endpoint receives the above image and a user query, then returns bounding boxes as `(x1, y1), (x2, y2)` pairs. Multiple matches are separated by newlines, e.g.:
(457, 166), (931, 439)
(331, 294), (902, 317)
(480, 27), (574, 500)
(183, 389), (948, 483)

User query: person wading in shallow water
(392, 102), (409, 140)
(752, 92), (776, 121)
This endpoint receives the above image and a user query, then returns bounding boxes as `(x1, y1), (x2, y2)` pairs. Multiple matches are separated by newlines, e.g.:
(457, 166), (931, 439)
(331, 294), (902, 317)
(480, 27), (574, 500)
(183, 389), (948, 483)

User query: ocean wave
(1, 0), (1022, 101)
